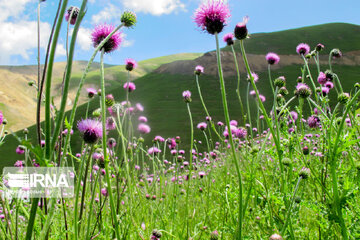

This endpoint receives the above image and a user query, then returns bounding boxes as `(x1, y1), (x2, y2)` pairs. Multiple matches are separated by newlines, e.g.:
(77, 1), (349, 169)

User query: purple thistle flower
(296, 43), (310, 56)
(195, 65), (204, 75)
(317, 72), (327, 85)
(0, 110), (3, 125)
(101, 188), (108, 197)
(289, 111), (298, 122)
(197, 122), (207, 131)
(325, 81), (334, 89)
(91, 24), (122, 53)
(123, 82), (136, 92)
(223, 32), (234, 45)
(235, 127), (247, 139)
(136, 103), (144, 112)
(295, 83), (311, 98)
(138, 123), (151, 134)
(106, 117), (116, 130)
(16, 146), (25, 154)
(234, 16), (249, 40)
(86, 88), (97, 98)
(194, 0), (231, 35)
(138, 116), (148, 123)
(182, 90), (192, 103)
(321, 86), (330, 96)
(249, 90), (256, 96)
(65, 6), (79, 25)
(217, 121), (224, 126)
(265, 52), (280, 65)
(125, 58), (138, 71)
(107, 138), (116, 148)
(148, 147), (161, 155)
(307, 115), (320, 128)
(14, 160), (24, 168)
(259, 94), (266, 102)
(230, 120), (238, 126)
(247, 72), (258, 82)
(154, 136), (165, 142)
(77, 119), (103, 144)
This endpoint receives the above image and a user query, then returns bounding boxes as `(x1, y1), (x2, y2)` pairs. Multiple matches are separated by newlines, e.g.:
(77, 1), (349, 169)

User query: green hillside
(223, 23), (360, 54)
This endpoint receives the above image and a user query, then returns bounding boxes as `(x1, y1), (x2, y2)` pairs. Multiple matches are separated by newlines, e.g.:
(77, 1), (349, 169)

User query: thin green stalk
(268, 64), (275, 96)
(50, 0), (87, 162)
(301, 55), (319, 102)
(231, 45), (245, 125)
(85, 169), (101, 239)
(185, 102), (194, 239)
(195, 74), (222, 140)
(215, 33), (243, 239)
(44, 0), (69, 160)
(99, 48), (121, 239)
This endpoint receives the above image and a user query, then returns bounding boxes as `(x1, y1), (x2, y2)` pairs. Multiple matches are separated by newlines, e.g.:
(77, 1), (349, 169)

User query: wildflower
(321, 87), (330, 96)
(259, 94), (266, 102)
(235, 127), (247, 139)
(138, 123), (151, 134)
(195, 65), (204, 75)
(121, 11), (137, 27)
(91, 24), (122, 53)
(247, 72), (258, 82)
(299, 167), (310, 179)
(0, 111), (3, 125)
(206, 116), (212, 121)
(106, 117), (115, 130)
(265, 52), (280, 65)
(289, 111), (298, 123)
(217, 121), (224, 126)
(315, 43), (324, 52)
(223, 33), (234, 45)
(338, 92), (350, 104)
(168, 138), (177, 149)
(194, 0), (231, 35)
(65, 6), (79, 25)
(14, 160), (24, 168)
(107, 138), (116, 148)
(101, 188), (108, 197)
(317, 72), (327, 85)
(199, 171), (206, 178)
(182, 90), (192, 103)
(249, 90), (256, 96)
(138, 116), (148, 123)
(105, 94), (114, 107)
(125, 58), (137, 71)
(324, 81), (334, 89)
(230, 120), (238, 126)
(154, 135), (165, 142)
(16, 146), (25, 154)
(269, 233), (283, 240)
(330, 48), (342, 59)
(136, 103), (144, 112)
(151, 229), (162, 239)
(295, 83), (311, 98)
(197, 122), (207, 131)
(77, 119), (103, 144)
(307, 115), (320, 128)
(282, 158), (291, 166)
(86, 88), (97, 98)
(123, 82), (136, 92)
(210, 230), (219, 240)
(296, 43), (310, 55)
(278, 87), (288, 96)
(234, 16), (249, 40)
(274, 76), (286, 88)
(148, 147), (161, 155)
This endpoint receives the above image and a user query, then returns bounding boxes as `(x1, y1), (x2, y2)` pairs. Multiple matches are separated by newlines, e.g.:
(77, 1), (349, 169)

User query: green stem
(99, 49), (121, 239)
(215, 33), (243, 239)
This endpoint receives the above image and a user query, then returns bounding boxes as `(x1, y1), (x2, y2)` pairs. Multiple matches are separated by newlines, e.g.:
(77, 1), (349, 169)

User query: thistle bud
(121, 11), (137, 28)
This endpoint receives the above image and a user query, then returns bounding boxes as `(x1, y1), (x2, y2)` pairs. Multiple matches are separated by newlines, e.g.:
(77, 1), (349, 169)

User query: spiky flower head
(197, 122), (207, 131)
(105, 94), (114, 107)
(303, 146), (309, 155)
(148, 147), (161, 155)
(107, 138), (116, 148)
(295, 83), (311, 98)
(259, 94), (266, 102)
(307, 115), (320, 128)
(330, 48), (342, 59)
(296, 43), (310, 56)
(125, 58), (137, 71)
(123, 82), (136, 92)
(321, 86), (330, 96)
(223, 33), (234, 45)
(194, 0), (231, 35)
(247, 72), (258, 82)
(121, 11), (137, 27)
(315, 43), (324, 52)
(210, 230), (219, 240)
(182, 90), (192, 103)
(235, 127), (247, 139)
(299, 167), (310, 179)
(65, 6), (80, 25)
(77, 119), (103, 144)
(269, 233), (283, 240)
(278, 87), (288, 96)
(317, 72), (327, 85)
(265, 52), (280, 65)
(92, 108), (101, 117)
(195, 65), (204, 75)
(91, 24), (122, 53)
(234, 16), (249, 40)
(138, 123), (151, 134)
(338, 92), (350, 104)
(324, 69), (335, 81)
(282, 158), (291, 166)
(274, 76), (286, 88)
(16, 146), (25, 155)
(86, 88), (97, 98)
(0, 111), (3, 125)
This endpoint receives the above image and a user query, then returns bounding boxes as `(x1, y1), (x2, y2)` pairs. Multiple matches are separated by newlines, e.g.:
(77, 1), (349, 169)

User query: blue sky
(0, 0), (359, 65)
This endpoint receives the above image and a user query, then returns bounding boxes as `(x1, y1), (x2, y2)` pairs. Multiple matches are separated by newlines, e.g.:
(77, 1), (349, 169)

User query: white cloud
(73, 27), (93, 51)
(0, 0), (32, 22)
(0, 20), (51, 64)
(120, 33), (134, 48)
(91, 3), (122, 24)
(121, 0), (186, 15)
(55, 44), (66, 57)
